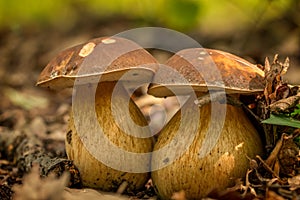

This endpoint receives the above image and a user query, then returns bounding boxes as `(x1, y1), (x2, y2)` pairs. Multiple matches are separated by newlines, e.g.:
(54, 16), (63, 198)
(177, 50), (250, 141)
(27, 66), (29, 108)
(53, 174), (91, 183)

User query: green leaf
(291, 104), (300, 117)
(262, 114), (300, 128)
(4, 87), (49, 110)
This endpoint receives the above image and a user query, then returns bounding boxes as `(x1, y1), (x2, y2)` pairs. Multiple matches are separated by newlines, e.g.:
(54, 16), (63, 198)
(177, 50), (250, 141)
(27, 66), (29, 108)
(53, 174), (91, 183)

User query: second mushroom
(149, 48), (265, 199)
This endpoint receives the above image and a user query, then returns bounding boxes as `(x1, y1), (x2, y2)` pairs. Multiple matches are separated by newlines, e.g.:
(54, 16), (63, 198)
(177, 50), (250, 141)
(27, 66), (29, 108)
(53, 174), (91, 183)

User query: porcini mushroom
(37, 37), (158, 191)
(149, 48), (265, 199)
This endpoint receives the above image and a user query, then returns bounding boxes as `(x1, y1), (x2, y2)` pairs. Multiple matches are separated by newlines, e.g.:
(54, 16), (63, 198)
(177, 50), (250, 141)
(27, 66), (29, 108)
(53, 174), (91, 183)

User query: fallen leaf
(288, 175), (300, 190)
(269, 95), (300, 114)
(63, 188), (130, 200)
(266, 190), (285, 200)
(13, 164), (69, 200)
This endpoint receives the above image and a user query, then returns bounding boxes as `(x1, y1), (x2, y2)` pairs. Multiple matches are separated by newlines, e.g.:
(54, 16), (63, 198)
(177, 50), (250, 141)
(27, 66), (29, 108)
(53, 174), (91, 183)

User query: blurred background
(0, 0), (299, 135)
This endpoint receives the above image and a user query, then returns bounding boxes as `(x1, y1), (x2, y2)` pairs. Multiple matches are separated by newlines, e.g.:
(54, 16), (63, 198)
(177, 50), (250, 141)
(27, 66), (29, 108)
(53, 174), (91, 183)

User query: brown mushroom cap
(148, 48), (265, 97)
(37, 37), (158, 90)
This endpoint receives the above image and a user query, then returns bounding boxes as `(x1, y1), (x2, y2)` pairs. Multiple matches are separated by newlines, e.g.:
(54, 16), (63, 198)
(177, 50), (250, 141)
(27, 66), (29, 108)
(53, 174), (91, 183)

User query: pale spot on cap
(79, 42), (96, 57)
(199, 50), (207, 55)
(101, 38), (116, 44)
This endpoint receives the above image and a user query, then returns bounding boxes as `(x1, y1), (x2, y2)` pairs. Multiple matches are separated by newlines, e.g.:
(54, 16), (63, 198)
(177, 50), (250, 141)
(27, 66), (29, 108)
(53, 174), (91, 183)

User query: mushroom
(149, 48), (265, 199)
(36, 37), (158, 192)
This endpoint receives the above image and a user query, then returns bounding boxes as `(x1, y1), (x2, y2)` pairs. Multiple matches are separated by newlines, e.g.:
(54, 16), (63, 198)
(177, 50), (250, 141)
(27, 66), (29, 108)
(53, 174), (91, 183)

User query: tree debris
(13, 164), (69, 200)
(0, 130), (82, 188)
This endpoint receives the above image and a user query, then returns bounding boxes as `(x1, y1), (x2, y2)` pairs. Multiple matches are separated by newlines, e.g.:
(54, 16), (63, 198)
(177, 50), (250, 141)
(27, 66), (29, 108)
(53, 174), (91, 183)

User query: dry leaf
(263, 55), (290, 105)
(278, 136), (299, 176)
(288, 175), (300, 190)
(269, 94), (300, 114)
(13, 165), (69, 200)
(63, 188), (130, 200)
(266, 190), (285, 200)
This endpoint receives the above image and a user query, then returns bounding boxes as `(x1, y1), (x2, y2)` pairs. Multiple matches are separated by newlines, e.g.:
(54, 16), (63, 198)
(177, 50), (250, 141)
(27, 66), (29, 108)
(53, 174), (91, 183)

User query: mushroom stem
(151, 96), (263, 199)
(66, 81), (153, 191)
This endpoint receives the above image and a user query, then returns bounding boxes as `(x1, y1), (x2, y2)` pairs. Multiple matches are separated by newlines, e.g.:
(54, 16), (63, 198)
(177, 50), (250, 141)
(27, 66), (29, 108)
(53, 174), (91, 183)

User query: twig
(256, 155), (285, 184)
(116, 181), (128, 194)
